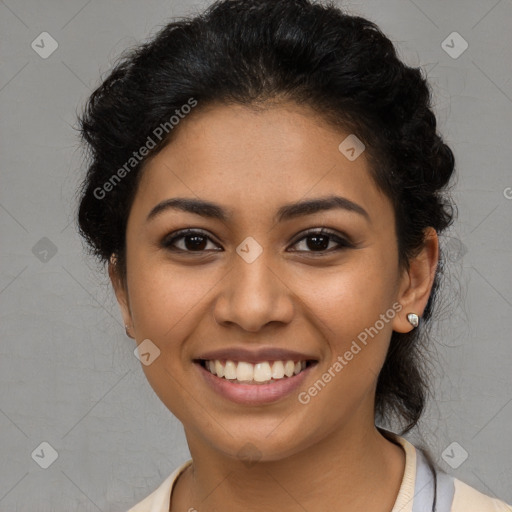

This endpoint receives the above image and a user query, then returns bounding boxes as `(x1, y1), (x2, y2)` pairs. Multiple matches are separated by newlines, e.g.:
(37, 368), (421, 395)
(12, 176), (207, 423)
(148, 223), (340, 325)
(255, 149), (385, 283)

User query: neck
(172, 423), (405, 512)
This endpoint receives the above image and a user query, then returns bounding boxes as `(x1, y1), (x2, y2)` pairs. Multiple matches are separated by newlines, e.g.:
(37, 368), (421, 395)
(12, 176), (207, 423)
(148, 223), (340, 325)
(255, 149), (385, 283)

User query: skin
(109, 101), (438, 512)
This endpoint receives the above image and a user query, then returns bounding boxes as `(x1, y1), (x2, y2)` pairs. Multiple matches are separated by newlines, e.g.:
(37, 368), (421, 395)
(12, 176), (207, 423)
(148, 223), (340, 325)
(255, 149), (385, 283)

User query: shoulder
(126, 459), (193, 512)
(380, 429), (511, 512)
(452, 478), (512, 512)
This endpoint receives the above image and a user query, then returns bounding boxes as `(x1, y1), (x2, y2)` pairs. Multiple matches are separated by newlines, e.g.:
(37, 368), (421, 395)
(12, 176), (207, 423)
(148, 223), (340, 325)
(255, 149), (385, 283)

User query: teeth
(254, 362), (272, 382)
(224, 360), (237, 380)
(236, 362), (253, 382)
(202, 359), (310, 383)
(284, 360), (295, 377)
(214, 360), (224, 378)
(271, 360), (285, 379)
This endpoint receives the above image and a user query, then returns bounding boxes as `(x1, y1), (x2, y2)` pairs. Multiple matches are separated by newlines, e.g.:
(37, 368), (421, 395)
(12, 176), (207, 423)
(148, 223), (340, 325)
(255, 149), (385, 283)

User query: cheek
(127, 260), (215, 341)
(310, 252), (396, 325)
(306, 254), (398, 371)
(296, 269), (397, 423)
(125, 261), (215, 390)
(126, 261), (213, 420)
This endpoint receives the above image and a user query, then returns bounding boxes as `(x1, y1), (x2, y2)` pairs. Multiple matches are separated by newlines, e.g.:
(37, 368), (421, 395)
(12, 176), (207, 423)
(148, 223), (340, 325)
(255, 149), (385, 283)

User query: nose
(212, 249), (294, 332)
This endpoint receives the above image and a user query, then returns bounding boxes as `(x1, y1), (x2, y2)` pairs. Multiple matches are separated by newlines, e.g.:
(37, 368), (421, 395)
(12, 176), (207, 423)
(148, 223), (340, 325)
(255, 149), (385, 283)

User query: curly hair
(76, 0), (456, 437)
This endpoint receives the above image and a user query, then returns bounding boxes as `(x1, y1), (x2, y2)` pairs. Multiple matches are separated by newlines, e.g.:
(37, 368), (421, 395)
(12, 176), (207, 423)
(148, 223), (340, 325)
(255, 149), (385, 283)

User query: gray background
(0, 0), (511, 510)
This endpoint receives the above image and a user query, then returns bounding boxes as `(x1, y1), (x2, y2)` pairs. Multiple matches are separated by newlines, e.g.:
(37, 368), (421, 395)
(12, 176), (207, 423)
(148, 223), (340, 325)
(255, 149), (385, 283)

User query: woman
(75, 0), (511, 511)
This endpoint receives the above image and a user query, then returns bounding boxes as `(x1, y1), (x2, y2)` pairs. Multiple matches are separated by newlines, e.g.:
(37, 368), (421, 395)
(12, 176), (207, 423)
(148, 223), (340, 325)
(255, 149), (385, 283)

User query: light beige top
(127, 433), (512, 512)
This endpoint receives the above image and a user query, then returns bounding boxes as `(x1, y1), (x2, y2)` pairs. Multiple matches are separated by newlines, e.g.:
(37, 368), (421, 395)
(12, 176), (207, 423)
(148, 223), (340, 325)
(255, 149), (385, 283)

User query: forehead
(131, 102), (392, 226)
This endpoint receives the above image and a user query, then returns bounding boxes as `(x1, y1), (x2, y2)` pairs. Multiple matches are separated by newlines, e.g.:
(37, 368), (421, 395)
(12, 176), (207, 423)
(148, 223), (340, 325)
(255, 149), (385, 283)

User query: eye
(161, 227), (354, 254)
(161, 229), (222, 252)
(289, 228), (354, 254)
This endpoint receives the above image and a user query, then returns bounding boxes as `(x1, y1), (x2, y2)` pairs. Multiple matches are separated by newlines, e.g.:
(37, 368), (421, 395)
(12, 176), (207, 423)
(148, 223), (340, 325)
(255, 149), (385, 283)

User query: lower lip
(195, 362), (316, 406)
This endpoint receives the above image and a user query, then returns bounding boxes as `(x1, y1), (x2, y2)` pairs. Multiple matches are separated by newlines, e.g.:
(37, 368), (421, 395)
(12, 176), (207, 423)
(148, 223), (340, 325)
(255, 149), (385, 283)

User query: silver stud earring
(407, 313), (419, 328)
(125, 324), (131, 337)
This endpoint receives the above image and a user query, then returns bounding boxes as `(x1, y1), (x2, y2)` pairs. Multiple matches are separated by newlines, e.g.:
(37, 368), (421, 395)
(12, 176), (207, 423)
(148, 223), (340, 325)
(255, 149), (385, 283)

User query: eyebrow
(146, 195), (370, 224)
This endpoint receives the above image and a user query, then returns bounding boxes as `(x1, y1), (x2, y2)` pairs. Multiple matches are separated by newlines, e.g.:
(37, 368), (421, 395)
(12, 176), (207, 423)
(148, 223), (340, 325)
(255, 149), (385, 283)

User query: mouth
(193, 357), (319, 405)
(194, 358), (318, 385)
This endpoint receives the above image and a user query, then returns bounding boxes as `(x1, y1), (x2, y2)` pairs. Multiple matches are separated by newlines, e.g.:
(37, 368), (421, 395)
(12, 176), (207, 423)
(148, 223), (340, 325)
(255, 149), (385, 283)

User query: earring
(407, 313), (419, 328)
(125, 324), (132, 337)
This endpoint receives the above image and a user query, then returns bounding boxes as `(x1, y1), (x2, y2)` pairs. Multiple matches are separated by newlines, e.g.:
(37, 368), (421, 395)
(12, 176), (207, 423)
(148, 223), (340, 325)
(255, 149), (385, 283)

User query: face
(111, 102), (436, 463)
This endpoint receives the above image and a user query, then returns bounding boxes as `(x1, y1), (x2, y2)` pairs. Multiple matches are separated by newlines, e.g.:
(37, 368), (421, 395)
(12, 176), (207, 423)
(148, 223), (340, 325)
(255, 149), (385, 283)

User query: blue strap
(412, 448), (455, 512)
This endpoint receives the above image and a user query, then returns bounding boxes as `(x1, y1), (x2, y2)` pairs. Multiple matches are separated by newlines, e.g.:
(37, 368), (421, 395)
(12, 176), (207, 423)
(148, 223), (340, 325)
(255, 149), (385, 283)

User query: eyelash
(161, 228), (355, 255)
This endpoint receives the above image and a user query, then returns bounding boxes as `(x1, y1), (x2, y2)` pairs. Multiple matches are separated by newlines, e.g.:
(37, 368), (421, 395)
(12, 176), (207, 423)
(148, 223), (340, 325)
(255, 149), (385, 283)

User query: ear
(108, 254), (135, 338)
(392, 227), (439, 333)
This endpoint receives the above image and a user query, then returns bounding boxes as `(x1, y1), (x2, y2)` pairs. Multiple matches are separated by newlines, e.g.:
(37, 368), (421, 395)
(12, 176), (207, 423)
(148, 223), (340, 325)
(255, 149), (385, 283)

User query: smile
(199, 359), (314, 385)
(194, 357), (318, 405)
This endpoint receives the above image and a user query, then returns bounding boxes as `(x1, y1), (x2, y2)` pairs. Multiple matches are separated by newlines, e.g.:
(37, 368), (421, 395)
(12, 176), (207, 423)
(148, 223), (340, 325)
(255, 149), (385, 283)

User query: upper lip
(194, 347), (318, 364)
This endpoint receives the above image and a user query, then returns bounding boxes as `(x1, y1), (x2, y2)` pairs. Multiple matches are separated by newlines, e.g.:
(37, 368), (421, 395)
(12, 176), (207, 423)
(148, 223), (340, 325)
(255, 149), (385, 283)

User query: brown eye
(289, 228), (354, 253)
(161, 227), (354, 255)
(162, 229), (221, 252)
